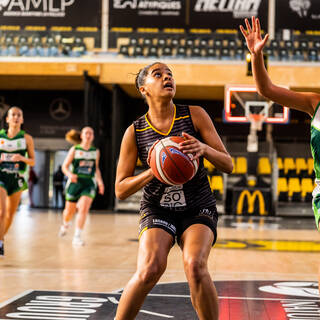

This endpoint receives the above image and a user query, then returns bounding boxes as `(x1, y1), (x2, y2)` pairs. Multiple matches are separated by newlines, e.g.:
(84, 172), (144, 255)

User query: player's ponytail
(65, 129), (81, 145)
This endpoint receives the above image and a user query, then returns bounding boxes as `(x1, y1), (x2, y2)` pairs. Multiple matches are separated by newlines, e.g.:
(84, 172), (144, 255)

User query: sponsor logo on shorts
(199, 208), (213, 217)
(152, 218), (176, 233)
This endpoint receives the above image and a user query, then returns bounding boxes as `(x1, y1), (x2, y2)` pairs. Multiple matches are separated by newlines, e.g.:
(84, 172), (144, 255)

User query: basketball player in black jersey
(115, 62), (233, 320)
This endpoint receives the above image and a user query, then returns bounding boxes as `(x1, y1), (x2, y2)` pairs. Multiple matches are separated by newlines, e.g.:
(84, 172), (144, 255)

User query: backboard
(224, 85), (290, 124)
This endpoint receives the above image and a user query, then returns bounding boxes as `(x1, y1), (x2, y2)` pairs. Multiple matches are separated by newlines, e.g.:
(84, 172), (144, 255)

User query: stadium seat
(279, 48), (289, 61)
(301, 178), (313, 202)
(292, 48), (304, 61)
(221, 48), (231, 60)
(119, 44), (130, 57)
(191, 47), (202, 57)
(277, 177), (288, 201)
(133, 45), (143, 57)
(171, 38), (180, 48)
(236, 157), (247, 174)
(257, 157), (271, 175)
(203, 158), (215, 174)
(161, 46), (173, 57)
(213, 39), (222, 49)
(277, 157), (284, 177)
(307, 158), (314, 177)
(143, 38), (152, 47)
(231, 157), (235, 174)
(146, 45), (158, 57)
(235, 47), (245, 60)
(72, 37), (87, 57)
(298, 40), (308, 51)
(296, 158), (308, 177)
(288, 177), (301, 201)
(308, 49), (318, 62)
(199, 38), (209, 48)
(204, 47), (217, 59)
(208, 175), (223, 200)
(284, 157), (296, 176)
(176, 46), (187, 58)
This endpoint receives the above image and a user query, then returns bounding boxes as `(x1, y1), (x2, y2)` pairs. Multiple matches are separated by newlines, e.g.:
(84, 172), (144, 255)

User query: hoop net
(249, 113), (265, 131)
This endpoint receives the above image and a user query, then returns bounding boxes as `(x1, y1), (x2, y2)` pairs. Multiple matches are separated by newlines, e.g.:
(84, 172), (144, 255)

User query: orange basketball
(149, 136), (199, 185)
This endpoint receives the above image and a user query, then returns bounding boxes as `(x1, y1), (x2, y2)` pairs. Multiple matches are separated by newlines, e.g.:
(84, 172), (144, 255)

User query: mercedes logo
(49, 98), (72, 121)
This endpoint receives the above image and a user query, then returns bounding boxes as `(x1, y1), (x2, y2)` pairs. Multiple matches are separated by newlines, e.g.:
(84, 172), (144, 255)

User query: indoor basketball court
(1, 0), (320, 319)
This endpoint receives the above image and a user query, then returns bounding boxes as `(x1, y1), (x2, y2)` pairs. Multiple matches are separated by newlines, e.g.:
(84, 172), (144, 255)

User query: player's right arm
(62, 146), (78, 183)
(115, 124), (154, 200)
(240, 16), (320, 117)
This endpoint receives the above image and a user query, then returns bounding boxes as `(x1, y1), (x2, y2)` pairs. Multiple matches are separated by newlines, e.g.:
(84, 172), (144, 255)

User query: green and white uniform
(311, 104), (320, 229)
(0, 129), (28, 195)
(65, 145), (97, 202)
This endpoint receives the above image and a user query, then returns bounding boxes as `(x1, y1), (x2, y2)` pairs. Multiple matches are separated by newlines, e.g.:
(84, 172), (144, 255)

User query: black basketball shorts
(139, 205), (218, 245)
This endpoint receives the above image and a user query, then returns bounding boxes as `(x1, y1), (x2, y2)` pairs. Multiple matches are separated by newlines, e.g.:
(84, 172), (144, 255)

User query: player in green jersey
(240, 15), (320, 291)
(59, 127), (104, 246)
(0, 107), (35, 256)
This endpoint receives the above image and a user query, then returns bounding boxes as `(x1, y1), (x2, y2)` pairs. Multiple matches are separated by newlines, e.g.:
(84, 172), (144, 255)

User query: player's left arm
(179, 106), (233, 174)
(95, 149), (105, 195)
(12, 133), (35, 167)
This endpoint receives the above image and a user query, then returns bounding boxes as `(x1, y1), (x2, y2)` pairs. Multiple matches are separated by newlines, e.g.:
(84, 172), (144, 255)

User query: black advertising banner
(109, 0), (186, 29)
(276, 0), (320, 31)
(189, 0), (268, 30)
(0, 0), (101, 30)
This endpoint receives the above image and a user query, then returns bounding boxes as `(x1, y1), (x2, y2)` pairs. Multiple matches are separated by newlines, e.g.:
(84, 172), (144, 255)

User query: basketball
(149, 136), (199, 185)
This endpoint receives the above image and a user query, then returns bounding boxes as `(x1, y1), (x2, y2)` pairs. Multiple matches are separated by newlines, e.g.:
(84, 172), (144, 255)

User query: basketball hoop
(249, 113), (265, 132)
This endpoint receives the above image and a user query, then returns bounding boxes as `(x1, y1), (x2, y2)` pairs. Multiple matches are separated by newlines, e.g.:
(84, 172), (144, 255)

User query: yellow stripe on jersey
(175, 115), (190, 121)
(136, 126), (152, 132)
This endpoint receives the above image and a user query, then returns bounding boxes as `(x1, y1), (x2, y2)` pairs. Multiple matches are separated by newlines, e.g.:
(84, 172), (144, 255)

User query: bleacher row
(204, 157), (315, 202)
(118, 35), (320, 62)
(0, 34), (87, 57)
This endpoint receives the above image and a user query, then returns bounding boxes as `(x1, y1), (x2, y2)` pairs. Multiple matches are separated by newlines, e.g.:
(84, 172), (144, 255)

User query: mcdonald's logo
(237, 190), (266, 215)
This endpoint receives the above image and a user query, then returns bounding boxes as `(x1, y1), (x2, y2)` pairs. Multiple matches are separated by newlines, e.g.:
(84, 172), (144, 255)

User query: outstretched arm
(240, 16), (319, 116)
(115, 124), (154, 200)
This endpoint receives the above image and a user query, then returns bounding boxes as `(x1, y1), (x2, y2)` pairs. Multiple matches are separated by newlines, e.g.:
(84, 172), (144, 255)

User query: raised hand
(240, 16), (269, 55)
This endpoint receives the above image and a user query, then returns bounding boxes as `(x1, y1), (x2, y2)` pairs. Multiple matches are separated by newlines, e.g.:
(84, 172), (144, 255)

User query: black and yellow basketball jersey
(134, 104), (216, 211)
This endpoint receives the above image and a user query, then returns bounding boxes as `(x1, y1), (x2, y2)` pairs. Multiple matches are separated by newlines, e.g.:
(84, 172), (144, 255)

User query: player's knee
(137, 261), (165, 285)
(184, 257), (207, 283)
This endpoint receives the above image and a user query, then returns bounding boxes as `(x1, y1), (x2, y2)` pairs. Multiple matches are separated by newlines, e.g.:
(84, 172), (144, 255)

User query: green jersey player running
(240, 15), (320, 291)
(0, 106), (35, 257)
(59, 127), (104, 246)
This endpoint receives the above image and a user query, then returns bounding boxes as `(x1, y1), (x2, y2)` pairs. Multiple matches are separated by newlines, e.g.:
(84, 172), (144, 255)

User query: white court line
(0, 290), (33, 308)
(141, 310), (174, 318)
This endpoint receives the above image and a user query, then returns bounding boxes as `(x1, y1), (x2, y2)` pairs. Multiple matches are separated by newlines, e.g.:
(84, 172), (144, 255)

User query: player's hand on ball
(179, 132), (206, 160)
(147, 139), (160, 166)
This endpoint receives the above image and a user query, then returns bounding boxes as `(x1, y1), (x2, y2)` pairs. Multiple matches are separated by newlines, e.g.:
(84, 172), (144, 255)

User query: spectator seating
(0, 33), (87, 57)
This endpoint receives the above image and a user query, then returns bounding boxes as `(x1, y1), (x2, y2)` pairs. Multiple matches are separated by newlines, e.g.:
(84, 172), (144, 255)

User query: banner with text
(109, 0), (268, 32)
(276, 0), (320, 31)
(0, 0), (101, 31)
(109, 0), (186, 30)
(189, 0), (268, 31)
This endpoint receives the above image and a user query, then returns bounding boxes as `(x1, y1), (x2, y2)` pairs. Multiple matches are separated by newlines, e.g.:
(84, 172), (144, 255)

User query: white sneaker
(72, 236), (85, 246)
(59, 225), (68, 237)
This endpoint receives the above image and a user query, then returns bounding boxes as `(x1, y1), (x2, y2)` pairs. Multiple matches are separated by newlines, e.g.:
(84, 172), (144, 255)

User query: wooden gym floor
(0, 205), (319, 319)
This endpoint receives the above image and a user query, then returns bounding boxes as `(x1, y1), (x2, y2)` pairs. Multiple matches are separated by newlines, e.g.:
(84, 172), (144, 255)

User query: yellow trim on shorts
(139, 226), (148, 239)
